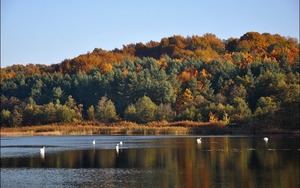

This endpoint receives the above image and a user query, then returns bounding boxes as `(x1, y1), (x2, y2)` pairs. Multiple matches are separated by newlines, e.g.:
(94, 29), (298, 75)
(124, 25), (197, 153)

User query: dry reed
(1, 121), (197, 136)
(4, 120), (284, 136)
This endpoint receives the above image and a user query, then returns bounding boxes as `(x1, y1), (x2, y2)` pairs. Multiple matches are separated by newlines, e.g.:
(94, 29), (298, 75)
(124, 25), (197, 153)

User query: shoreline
(1, 121), (299, 137)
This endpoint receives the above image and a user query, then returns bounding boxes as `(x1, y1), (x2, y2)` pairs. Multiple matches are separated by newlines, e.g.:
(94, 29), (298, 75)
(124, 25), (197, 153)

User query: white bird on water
(197, 138), (201, 144)
(92, 140), (96, 145)
(40, 146), (45, 154)
(116, 144), (120, 153)
(264, 137), (268, 142)
(119, 141), (123, 145)
(40, 146), (45, 159)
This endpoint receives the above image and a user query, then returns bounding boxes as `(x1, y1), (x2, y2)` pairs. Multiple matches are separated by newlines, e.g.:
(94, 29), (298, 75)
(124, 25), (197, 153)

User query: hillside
(1, 32), (299, 130)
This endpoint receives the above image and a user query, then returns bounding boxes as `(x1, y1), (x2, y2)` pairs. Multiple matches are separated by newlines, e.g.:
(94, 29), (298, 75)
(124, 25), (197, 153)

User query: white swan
(119, 141), (123, 145)
(197, 138), (201, 143)
(264, 137), (268, 142)
(116, 144), (119, 153)
(40, 146), (45, 159)
(92, 140), (96, 145)
(40, 146), (45, 154)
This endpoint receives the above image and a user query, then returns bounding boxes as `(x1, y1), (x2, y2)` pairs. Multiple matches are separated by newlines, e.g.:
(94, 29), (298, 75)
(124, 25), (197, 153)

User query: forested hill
(1, 32), (299, 130)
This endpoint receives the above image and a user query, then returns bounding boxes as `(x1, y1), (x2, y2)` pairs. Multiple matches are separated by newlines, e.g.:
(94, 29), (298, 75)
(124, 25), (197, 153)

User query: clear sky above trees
(1, 0), (299, 67)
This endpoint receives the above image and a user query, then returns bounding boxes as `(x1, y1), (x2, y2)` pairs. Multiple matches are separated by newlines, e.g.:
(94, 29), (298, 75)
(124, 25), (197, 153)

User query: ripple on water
(1, 168), (164, 188)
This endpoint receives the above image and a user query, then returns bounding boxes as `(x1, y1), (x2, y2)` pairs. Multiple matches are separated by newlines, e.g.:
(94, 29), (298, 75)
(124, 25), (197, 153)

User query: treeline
(2, 32), (299, 80)
(1, 32), (299, 130)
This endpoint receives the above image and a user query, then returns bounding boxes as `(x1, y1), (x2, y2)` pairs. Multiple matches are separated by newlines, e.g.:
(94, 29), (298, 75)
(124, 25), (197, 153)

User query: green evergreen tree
(177, 106), (201, 121)
(42, 102), (57, 124)
(95, 96), (119, 123)
(254, 97), (279, 117)
(134, 96), (157, 123)
(56, 105), (76, 123)
(9, 106), (23, 127)
(231, 97), (252, 122)
(124, 104), (137, 122)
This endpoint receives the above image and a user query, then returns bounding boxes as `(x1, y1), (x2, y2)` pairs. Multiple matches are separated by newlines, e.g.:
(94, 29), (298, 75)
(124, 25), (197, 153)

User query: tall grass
(2, 120), (295, 136)
(1, 121), (195, 136)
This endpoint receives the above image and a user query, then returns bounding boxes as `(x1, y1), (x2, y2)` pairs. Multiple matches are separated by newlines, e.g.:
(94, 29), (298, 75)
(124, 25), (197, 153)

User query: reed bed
(0, 121), (195, 136)
(3, 120), (295, 136)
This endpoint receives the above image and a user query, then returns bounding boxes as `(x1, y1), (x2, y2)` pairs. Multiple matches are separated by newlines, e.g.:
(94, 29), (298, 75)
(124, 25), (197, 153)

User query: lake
(1, 135), (299, 188)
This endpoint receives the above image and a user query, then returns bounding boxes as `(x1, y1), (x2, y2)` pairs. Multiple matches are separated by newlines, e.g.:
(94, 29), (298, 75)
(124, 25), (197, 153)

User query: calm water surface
(1, 135), (299, 188)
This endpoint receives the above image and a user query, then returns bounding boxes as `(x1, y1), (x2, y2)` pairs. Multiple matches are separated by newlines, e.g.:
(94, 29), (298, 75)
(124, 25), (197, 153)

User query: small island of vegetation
(1, 32), (299, 136)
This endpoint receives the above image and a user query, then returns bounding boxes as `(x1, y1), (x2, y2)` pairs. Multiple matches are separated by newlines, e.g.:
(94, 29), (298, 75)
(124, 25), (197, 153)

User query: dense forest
(1, 32), (299, 130)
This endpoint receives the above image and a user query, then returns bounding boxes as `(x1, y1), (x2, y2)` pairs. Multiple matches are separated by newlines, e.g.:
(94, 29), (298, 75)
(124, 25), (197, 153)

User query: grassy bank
(1, 121), (298, 136)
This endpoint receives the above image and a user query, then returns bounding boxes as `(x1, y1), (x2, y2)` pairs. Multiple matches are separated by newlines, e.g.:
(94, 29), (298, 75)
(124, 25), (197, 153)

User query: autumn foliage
(1, 32), (299, 130)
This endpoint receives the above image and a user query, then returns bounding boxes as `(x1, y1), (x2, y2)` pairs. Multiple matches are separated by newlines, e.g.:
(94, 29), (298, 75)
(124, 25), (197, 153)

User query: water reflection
(1, 136), (299, 188)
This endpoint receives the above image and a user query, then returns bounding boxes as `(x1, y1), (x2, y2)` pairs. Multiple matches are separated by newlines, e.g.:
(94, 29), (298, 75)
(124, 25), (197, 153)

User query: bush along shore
(1, 121), (299, 136)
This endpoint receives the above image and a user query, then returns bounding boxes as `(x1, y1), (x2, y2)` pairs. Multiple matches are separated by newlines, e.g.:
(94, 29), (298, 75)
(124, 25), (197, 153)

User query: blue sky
(1, 0), (299, 68)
